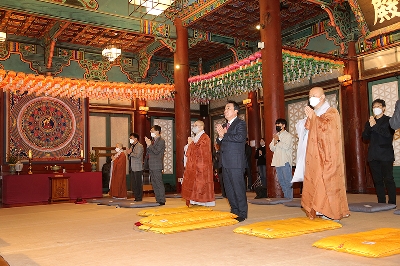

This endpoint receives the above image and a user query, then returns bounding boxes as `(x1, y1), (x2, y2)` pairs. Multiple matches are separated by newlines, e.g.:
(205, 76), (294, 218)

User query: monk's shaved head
(309, 87), (325, 97)
(309, 87), (326, 109)
(194, 120), (204, 129)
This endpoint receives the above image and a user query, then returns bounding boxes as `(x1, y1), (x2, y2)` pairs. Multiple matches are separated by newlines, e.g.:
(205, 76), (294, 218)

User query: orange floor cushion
(137, 210), (238, 234)
(234, 217), (341, 239)
(313, 228), (400, 258)
(137, 205), (212, 217)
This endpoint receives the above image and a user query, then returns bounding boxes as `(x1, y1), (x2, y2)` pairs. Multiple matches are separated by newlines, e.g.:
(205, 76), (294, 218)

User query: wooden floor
(0, 193), (399, 266)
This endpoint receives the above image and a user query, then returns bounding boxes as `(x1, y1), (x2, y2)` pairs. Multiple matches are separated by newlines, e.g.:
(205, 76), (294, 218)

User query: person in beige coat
(269, 118), (294, 199)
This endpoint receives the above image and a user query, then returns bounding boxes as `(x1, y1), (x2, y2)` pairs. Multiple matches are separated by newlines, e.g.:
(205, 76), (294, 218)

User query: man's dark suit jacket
(217, 118), (247, 169)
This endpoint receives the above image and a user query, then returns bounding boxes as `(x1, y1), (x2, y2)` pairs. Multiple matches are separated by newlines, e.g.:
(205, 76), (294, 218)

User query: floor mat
(165, 194), (182, 198)
(137, 205), (212, 217)
(283, 199), (302, 208)
(313, 228), (400, 258)
(118, 201), (160, 208)
(137, 210), (238, 234)
(165, 194), (224, 199)
(87, 198), (160, 208)
(248, 198), (293, 205)
(348, 202), (396, 212)
(233, 217), (342, 239)
(87, 198), (125, 205)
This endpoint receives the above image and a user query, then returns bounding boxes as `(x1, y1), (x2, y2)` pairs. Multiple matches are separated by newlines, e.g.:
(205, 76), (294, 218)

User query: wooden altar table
(2, 172), (102, 206)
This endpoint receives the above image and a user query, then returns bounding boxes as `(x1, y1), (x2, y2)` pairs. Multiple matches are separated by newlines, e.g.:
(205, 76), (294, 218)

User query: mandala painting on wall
(7, 92), (85, 161)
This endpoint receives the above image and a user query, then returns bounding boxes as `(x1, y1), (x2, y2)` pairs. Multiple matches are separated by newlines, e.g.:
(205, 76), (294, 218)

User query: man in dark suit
(245, 139), (253, 191)
(145, 125), (166, 205)
(216, 101), (248, 222)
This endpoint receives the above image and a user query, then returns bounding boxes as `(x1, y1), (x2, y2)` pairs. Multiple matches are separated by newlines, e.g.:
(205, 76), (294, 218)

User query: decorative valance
(0, 70), (175, 101)
(189, 50), (344, 103)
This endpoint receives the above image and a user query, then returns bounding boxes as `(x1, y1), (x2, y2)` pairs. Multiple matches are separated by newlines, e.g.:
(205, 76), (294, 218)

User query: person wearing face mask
(145, 125), (166, 205)
(126, 132), (144, 201)
(362, 99), (396, 205)
(255, 138), (267, 189)
(182, 120), (215, 207)
(301, 87), (350, 222)
(269, 118), (294, 199)
(109, 143), (127, 199)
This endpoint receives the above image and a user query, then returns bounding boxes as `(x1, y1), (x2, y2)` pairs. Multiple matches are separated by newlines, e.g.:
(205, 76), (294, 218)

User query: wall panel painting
(7, 92), (85, 161)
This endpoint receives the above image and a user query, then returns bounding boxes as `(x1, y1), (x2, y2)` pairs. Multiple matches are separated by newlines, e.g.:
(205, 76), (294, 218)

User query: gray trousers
(149, 169), (165, 203)
(222, 167), (248, 218)
(130, 170), (143, 201)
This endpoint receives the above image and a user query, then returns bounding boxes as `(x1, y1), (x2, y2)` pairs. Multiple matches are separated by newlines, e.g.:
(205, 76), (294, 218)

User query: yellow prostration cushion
(233, 217), (342, 239)
(313, 228), (400, 258)
(139, 218), (238, 234)
(139, 210), (237, 228)
(137, 206), (212, 217)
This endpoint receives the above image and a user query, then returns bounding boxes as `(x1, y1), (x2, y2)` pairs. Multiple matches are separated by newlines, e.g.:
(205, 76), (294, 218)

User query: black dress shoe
(158, 202), (165, 205)
(134, 199), (142, 202)
(235, 217), (246, 222)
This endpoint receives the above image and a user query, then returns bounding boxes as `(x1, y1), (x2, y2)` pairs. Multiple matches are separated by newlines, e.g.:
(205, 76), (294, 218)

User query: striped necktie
(226, 122), (230, 130)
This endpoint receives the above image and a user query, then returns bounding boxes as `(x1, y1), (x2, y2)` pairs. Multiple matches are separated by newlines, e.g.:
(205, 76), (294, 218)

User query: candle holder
(28, 158), (33, 174)
(80, 157), (85, 172)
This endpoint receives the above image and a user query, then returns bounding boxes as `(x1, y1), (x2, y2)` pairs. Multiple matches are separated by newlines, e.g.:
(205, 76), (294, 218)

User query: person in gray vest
(145, 125), (166, 205)
(127, 132), (144, 202)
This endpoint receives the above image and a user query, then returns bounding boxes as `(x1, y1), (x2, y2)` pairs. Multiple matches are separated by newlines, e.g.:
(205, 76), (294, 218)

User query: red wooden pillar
(0, 90), (3, 171)
(260, 0), (285, 198)
(246, 91), (261, 186)
(342, 41), (367, 193)
(134, 99), (148, 145)
(174, 18), (191, 193)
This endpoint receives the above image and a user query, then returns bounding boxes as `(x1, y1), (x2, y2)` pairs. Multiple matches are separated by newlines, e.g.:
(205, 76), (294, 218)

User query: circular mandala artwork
(17, 97), (76, 152)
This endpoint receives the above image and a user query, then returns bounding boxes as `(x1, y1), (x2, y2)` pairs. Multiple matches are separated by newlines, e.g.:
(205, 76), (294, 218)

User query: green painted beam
(0, 0), (143, 33)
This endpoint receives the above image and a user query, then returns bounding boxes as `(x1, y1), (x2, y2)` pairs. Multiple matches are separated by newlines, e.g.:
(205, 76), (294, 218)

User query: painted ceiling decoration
(189, 49), (344, 103)
(0, 70), (175, 101)
(50, 0), (99, 10)
(1, 0), (400, 89)
(0, 9), (155, 54)
(182, 0), (328, 41)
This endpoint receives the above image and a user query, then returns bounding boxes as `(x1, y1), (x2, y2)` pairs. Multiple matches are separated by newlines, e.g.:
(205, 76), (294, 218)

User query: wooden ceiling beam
(0, 0), (142, 33)
(0, 11), (11, 31)
(70, 25), (90, 43)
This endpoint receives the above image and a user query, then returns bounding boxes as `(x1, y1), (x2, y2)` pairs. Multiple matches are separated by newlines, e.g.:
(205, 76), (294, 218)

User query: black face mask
(275, 126), (282, 132)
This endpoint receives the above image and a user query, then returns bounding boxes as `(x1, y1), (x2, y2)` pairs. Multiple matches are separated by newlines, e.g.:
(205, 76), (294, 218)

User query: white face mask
(309, 97), (320, 107)
(115, 148), (120, 153)
(192, 126), (200, 134)
(129, 139), (134, 144)
(150, 132), (156, 138)
(373, 107), (383, 116)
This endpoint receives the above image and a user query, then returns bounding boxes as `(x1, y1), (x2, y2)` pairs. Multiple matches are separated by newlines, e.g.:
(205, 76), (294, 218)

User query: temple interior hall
(1, 1), (400, 265)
